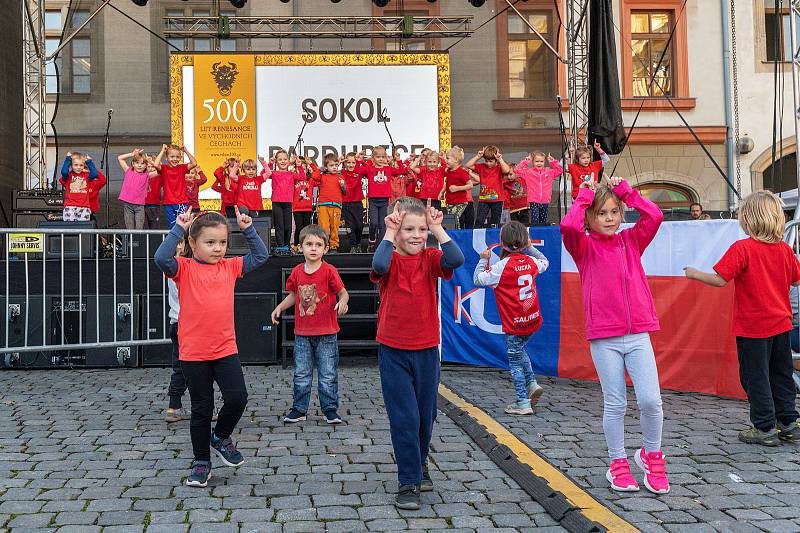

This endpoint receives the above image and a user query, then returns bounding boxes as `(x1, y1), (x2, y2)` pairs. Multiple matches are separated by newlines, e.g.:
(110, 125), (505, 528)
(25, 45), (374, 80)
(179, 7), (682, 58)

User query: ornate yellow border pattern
(169, 52), (452, 150)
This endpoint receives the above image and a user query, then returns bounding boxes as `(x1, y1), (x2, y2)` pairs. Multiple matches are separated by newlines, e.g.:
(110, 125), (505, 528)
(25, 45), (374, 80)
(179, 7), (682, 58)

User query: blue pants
(378, 344), (440, 486)
(292, 334), (340, 414)
(164, 203), (189, 229)
(506, 334), (537, 402)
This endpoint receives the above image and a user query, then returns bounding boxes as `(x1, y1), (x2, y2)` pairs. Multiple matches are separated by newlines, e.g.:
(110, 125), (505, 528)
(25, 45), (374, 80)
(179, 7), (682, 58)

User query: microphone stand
(293, 115), (309, 158)
(101, 109), (113, 228)
(380, 108), (396, 156)
(556, 96), (569, 219)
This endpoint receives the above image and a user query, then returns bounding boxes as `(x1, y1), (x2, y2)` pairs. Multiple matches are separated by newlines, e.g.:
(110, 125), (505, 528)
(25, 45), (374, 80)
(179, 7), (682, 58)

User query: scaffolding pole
(566, 0), (589, 150)
(791, 0), (800, 207)
(23, 0), (46, 190)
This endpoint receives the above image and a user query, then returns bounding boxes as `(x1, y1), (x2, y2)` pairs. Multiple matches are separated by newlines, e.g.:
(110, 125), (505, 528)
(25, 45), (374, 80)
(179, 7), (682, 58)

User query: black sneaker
(420, 464), (433, 492)
(395, 484), (420, 510)
(324, 410), (343, 424)
(210, 435), (244, 467)
(777, 420), (800, 442)
(738, 426), (780, 447)
(283, 409), (307, 423)
(186, 460), (211, 487)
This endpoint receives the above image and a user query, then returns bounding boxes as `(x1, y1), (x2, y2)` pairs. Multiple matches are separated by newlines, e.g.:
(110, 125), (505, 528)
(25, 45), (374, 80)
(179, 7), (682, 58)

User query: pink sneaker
(606, 458), (639, 492)
(634, 448), (670, 494)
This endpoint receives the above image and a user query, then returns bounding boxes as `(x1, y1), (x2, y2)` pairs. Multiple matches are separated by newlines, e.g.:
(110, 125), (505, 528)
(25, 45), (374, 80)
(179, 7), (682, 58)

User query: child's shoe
(606, 458), (639, 492)
(504, 400), (533, 415)
(395, 484), (420, 510)
(777, 420), (800, 442)
(738, 426), (780, 446)
(367, 241), (377, 253)
(420, 463), (434, 492)
(328, 248), (338, 254)
(350, 244), (361, 254)
(164, 407), (189, 423)
(186, 460), (211, 487)
(210, 434), (244, 467)
(634, 448), (670, 494)
(283, 409), (307, 423)
(324, 410), (343, 425)
(527, 382), (544, 410)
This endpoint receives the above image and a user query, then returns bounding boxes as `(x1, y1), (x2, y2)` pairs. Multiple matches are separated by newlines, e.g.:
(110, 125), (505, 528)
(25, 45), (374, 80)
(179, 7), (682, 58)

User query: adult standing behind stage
(690, 202), (704, 220)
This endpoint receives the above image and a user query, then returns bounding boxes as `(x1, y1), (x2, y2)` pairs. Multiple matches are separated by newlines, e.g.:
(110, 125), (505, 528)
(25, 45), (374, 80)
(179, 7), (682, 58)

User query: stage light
(373, 0), (390, 7)
(468, 0), (486, 6)
(228, 0), (246, 7)
(131, 0), (148, 6)
(331, 0), (342, 3)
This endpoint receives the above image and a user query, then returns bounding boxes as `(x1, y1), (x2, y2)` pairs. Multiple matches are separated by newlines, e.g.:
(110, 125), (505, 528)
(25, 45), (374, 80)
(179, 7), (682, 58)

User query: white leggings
(589, 332), (664, 461)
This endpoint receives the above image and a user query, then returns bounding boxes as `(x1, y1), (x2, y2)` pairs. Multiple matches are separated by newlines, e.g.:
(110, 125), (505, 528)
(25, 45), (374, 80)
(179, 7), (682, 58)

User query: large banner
(171, 53), (451, 208)
(441, 220), (748, 399)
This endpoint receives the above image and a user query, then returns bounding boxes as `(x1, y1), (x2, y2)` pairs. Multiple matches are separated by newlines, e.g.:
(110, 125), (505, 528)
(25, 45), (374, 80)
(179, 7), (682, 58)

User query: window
(636, 183), (694, 209)
(630, 11), (673, 97)
(765, 9), (800, 62)
(44, 7), (91, 95)
(506, 12), (555, 99)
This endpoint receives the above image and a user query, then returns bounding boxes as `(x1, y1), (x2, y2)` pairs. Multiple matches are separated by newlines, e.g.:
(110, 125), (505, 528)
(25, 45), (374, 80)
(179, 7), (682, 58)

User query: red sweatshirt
(236, 175), (266, 211)
(185, 171), (208, 210)
(311, 164), (345, 206)
(341, 166), (364, 203)
(212, 167), (240, 211)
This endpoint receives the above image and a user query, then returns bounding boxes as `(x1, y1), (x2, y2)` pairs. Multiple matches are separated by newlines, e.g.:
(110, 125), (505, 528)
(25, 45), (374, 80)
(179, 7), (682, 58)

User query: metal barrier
(1, 227), (172, 365)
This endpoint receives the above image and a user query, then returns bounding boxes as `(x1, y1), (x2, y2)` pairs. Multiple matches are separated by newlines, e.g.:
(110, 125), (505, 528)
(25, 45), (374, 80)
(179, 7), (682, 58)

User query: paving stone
(54, 511), (100, 526)
(95, 511), (147, 526)
(6, 512), (54, 528)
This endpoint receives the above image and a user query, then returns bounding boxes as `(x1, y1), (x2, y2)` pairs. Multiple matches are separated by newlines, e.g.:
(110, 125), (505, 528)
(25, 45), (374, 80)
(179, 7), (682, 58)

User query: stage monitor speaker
(127, 233), (164, 259)
(13, 189), (64, 211)
(37, 220), (96, 259)
(14, 210), (62, 228)
(226, 217), (271, 257)
(0, 295), (137, 369)
(140, 292), (278, 366)
(442, 214), (458, 230)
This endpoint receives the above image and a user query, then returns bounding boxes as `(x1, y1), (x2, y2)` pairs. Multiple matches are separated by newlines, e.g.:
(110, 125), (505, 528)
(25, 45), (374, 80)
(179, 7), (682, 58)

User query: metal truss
(23, 0), (47, 190)
(163, 15), (473, 40)
(565, 0), (589, 149)
(790, 0), (800, 195)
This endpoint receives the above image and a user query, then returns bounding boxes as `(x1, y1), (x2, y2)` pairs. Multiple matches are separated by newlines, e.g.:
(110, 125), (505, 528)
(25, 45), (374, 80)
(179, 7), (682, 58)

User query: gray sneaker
(738, 426), (780, 446)
(777, 420), (800, 442)
(395, 484), (420, 510)
(527, 382), (544, 411)
(420, 463), (433, 492)
(504, 401), (534, 415)
(164, 407), (189, 423)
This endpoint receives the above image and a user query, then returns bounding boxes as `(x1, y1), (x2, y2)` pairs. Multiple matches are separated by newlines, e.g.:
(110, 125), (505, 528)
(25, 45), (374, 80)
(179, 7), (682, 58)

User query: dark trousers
(476, 202), (503, 228)
(343, 202), (365, 247)
(272, 202), (292, 247)
(181, 354), (248, 461)
(424, 199), (442, 210)
(168, 322), (187, 408)
(368, 198), (389, 243)
(224, 205), (237, 218)
(530, 202), (549, 225)
(293, 211), (313, 245)
(510, 209), (530, 224)
(378, 344), (440, 486)
(144, 205), (162, 229)
(460, 202), (475, 229)
(736, 332), (800, 432)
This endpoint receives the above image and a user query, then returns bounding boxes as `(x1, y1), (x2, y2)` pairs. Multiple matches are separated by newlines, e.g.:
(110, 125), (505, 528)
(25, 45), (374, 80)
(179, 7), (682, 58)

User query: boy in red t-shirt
(308, 154), (347, 253)
(370, 197), (465, 510)
(272, 224), (350, 424)
(60, 152), (100, 222)
(341, 152), (365, 253)
(503, 169), (529, 224)
(443, 146), (479, 229)
(158, 144), (198, 228)
(567, 142), (610, 199)
(685, 191), (800, 446)
(356, 146), (404, 252)
(466, 145), (512, 228)
(144, 154), (163, 229)
(236, 159), (266, 217)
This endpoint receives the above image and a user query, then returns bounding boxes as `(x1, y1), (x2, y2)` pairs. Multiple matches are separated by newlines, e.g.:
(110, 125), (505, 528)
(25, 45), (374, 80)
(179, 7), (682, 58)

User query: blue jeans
(292, 334), (339, 414)
(164, 203), (189, 229)
(378, 344), (440, 486)
(506, 334), (537, 402)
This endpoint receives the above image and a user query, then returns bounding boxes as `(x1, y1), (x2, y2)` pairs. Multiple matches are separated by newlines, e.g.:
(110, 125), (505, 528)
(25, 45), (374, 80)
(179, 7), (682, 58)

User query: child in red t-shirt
(144, 154), (163, 229)
(409, 150), (447, 210)
(236, 159), (266, 217)
(289, 157), (314, 253)
(503, 170), (529, 224)
(356, 146), (405, 252)
(213, 158), (241, 217)
(370, 197), (465, 510)
(308, 154), (347, 252)
(466, 145), (512, 228)
(158, 144), (198, 228)
(443, 146), (478, 229)
(341, 152), (366, 253)
(473, 221), (549, 415)
(185, 166), (208, 215)
(60, 152), (100, 222)
(271, 224), (349, 424)
(685, 190), (800, 446)
(567, 142), (609, 200)
(153, 207), (268, 488)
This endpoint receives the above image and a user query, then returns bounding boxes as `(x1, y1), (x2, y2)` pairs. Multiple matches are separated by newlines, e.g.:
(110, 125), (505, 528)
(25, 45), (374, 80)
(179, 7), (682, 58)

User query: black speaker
(127, 233), (165, 259)
(13, 189), (64, 211)
(140, 292), (278, 366)
(37, 220), (96, 259)
(442, 213), (458, 230)
(226, 217), (271, 257)
(14, 210), (62, 228)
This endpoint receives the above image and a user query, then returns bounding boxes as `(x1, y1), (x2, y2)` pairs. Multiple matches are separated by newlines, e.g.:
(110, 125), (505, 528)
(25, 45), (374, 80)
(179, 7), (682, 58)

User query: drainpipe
(720, 0), (736, 211)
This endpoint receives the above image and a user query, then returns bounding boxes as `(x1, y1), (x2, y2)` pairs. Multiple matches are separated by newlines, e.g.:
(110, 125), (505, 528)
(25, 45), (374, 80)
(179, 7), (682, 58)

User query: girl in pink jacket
(560, 176), (669, 495)
(514, 152), (563, 225)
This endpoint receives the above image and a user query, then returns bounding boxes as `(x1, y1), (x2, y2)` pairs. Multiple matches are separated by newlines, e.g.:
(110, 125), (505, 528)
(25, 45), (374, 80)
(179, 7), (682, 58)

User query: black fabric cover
(588, 0), (627, 154)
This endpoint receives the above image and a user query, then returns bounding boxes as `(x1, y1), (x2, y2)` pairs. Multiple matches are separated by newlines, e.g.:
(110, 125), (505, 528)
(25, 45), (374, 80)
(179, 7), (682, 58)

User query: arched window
(635, 183), (695, 209)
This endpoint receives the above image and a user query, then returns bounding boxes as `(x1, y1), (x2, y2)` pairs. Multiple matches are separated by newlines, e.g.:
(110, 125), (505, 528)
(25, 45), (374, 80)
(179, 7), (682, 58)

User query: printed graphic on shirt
(479, 185), (499, 201)
(374, 170), (388, 183)
(298, 283), (327, 316)
(509, 181), (525, 200)
(70, 176), (88, 194)
(298, 184), (310, 202)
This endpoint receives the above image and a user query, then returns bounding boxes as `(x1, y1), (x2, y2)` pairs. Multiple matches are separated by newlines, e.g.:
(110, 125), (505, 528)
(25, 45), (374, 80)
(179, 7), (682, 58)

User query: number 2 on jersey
(518, 274), (534, 301)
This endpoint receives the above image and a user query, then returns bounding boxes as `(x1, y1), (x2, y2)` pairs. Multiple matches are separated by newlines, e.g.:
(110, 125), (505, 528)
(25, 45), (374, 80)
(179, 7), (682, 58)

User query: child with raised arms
(371, 197), (465, 510)
(443, 146), (478, 229)
(515, 151), (563, 225)
(308, 154), (347, 253)
(685, 191), (800, 446)
(567, 142), (609, 199)
(474, 221), (548, 414)
(271, 224), (349, 424)
(60, 152), (100, 222)
(185, 166), (208, 215)
(263, 151), (306, 255)
(560, 176), (669, 495)
(154, 207), (268, 487)
(236, 159), (266, 217)
(213, 158), (240, 217)
(341, 152), (366, 253)
(356, 146), (404, 252)
(466, 145), (511, 228)
(158, 144), (198, 228)
(117, 149), (160, 229)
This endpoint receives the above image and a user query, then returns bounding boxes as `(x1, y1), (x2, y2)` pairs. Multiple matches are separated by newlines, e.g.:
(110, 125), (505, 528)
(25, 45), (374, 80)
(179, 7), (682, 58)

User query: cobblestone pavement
(441, 366), (800, 533)
(0, 359), (565, 533)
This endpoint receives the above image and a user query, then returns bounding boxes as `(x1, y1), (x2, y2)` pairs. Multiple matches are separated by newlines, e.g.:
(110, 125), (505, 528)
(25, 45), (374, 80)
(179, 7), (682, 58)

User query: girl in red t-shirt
(184, 166), (208, 215)
(443, 146), (478, 229)
(567, 142), (609, 199)
(236, 159), (266, 217)
(212, 158), (241, 217)
(154, 208), (267, 488)
(466, 145), (512, 228)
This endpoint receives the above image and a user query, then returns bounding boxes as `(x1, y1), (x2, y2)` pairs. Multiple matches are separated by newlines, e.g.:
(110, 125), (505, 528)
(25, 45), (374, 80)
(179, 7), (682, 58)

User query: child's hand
(235, 206), (252, 230)
(258, 156), (268, 167)
(449, 185), (458, 193)
(438, 190), (445, 200)
(593, 140), (602, 152)
(579, 180), (596, 191)
(479, 248), (491, 260)
(181, 145), (188, 153)
(385, 202), (405, 232)
(683, 266), (699, 279)
(547, 153), (555, 162)
(524, 154), (531, 162)
(496, 152), (504, 161)
(477, 147), (485, 158)
(162, 144), (169, 152)
(270, 306), (283, 325)
(175, 212), (193, 231)
(334, 299), (348, 316)
(66, 151), (72, 157)
(426, 199), (443, 227)
(606, 175), (623, 188)
(85, 154), (92, 161)
(356, 151), (364, 161)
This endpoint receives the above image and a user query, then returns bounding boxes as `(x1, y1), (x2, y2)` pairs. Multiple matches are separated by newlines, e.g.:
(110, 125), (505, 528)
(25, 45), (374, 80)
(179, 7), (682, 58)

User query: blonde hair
(584, 185), (622, 229)
(532, 151), (546, 160)
(446, 146), (464, 163)
(738, 190), (785, 243)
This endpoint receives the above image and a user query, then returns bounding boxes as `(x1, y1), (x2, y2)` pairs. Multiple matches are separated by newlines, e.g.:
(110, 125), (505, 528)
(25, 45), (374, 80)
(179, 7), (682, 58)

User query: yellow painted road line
(439, 383), (638, 533)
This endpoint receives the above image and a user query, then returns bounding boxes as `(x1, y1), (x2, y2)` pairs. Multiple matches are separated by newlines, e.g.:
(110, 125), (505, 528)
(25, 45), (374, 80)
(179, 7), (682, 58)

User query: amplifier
(13, 210), (63, 228)
(37, 220), (96, 259)
(226, 217), (271, 257)
(13, 189), (64, 211)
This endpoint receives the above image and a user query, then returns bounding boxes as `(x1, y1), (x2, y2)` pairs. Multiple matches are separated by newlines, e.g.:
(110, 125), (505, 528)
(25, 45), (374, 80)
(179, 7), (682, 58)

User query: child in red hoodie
(236, 159), (266, 217)
(60, 152), (100, 222)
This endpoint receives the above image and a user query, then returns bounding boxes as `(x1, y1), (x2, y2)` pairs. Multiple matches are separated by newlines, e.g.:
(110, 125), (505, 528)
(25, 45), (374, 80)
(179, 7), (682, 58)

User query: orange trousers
(317, 205), (342, 249)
